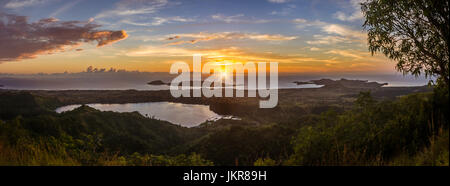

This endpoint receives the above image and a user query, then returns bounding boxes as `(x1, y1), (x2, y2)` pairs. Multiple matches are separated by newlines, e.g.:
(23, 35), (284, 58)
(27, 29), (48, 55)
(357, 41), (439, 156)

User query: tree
(355, 91), (376, 109)
(362, 0), (449, 87)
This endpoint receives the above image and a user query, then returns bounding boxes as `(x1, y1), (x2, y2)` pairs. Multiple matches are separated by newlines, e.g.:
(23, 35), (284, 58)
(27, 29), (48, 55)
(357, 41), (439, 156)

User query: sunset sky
(0, 0), (397, 74)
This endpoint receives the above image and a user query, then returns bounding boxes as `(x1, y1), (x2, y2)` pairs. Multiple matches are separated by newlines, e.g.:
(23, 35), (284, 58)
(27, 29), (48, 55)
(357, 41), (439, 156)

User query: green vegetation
(0, 92), (211, 166)
(287, 85), (448, 165)
(0, 85), (447, 166)
(362, 0), (449, 86)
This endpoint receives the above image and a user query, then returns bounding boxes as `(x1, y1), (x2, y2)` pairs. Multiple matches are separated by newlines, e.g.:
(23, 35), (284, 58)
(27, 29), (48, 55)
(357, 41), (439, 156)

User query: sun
(213, 61), (231, 80)
(220, 71), (228, 79)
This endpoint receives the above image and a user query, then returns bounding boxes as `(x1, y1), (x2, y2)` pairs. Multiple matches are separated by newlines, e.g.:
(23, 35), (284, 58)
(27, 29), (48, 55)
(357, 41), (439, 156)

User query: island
(147, 80), (170, 86)
(294, 78), (388, 89)
(292, 81), (312, 85)
(150, 80), (241, 87)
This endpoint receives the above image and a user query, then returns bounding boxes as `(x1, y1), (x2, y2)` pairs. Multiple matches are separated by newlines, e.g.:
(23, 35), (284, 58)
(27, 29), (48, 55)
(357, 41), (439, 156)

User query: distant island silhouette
(149, 78), (388, 89)
(294, 78), (388, 89)
(147, 80), (170, 85)
(147, 80), (240, 87)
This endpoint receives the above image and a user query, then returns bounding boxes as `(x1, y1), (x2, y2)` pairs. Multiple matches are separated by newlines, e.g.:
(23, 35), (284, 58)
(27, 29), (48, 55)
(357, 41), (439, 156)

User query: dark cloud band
(0, 13), (128, 62)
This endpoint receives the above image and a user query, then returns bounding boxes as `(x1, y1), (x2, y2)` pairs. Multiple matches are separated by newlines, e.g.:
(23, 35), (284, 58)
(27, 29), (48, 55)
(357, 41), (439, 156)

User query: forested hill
(0, 91), (211, 165)
(0, 86), (448, 165)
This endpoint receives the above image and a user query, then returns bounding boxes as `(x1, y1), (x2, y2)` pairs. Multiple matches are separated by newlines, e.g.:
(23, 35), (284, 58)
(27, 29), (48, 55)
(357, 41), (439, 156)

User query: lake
(55, 102), (236, 127)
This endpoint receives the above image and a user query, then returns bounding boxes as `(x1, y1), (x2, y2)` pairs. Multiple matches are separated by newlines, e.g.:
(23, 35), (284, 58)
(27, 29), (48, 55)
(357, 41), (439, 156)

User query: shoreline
(0, 84), (432, 118)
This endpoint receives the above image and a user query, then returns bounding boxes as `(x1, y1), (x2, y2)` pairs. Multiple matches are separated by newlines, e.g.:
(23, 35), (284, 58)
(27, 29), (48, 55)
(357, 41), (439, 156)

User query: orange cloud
(0, 13), (128, 62)
(85, 30), (128, 47)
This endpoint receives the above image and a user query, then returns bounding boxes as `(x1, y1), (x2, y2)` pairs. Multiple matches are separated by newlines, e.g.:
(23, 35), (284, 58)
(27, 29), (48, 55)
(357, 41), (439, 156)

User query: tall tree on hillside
(362, 0), (449, 87)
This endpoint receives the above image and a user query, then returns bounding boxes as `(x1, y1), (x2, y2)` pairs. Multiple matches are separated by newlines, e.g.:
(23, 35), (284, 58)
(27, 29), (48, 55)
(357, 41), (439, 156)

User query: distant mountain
(294, 78), (388, 89)
(147, 80), (169, 85)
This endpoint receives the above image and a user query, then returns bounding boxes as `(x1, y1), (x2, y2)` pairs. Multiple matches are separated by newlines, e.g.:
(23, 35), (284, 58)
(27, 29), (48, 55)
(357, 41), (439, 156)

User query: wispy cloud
(93, 0), (191, 28)
(333, 0), (364, 22)
(270, 4), (296, 16)
(211, 14), (244, 23)
(211, 14), (271, 24)
(322, 24), (366, 40)
(50, 0), (84, 17)
(326, 49), (364, 59)
(267, 0), (290, 4)
(124, 43), (350, 71)
(292, 19), (326, 28)
(310, 47), (320, 51)
(126, 45), (192, 57)
(307, 24), (366, 45)
(164, 32), (298, 45)
(94, 0), (169, 19)
(151, 16), (195, 26)
(307, 35), (351, 45)
(125, 45), (335, 65)
(0, 13), (128, 62)
(319, 49), (389, 72)
(120, 16), (195, 26)
(292, 18), (366, 45)
(4, 0), (50, 9)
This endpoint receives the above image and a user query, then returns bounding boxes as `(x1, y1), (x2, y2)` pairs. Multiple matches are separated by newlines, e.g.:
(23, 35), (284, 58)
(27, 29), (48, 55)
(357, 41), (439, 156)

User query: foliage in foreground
(0, 121), (212, 166)
(0, 92), (212, 166)
(362, 0), (449, 86)
(286, 86), (448, 166)
(0, 87), (448, 166)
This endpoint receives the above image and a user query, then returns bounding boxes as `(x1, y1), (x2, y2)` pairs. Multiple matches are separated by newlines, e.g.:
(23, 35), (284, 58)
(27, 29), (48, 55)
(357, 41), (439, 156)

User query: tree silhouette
(362, 0), (449, 87)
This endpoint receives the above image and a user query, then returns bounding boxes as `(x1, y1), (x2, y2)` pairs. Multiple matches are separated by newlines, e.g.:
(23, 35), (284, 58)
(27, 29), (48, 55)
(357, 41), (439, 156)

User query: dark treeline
(286, 86), (448, 165)
(0, 92), (212, 165)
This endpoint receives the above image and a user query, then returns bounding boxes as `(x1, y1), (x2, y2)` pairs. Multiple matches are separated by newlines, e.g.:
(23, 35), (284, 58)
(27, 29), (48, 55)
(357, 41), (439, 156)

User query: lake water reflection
(55, 102), (226, 127)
